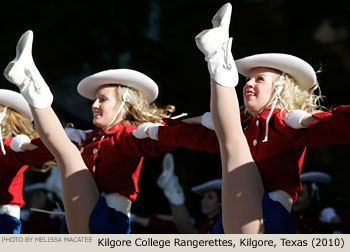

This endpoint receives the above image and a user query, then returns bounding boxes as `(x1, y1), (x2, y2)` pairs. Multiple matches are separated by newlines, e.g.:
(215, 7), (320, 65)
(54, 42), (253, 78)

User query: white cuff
(283, 110), (311, 129)
(148, 124), (161, 140)
(201, 112), (215, 130)
(65, 128), (91, 145)
(10, 134), (31, 152)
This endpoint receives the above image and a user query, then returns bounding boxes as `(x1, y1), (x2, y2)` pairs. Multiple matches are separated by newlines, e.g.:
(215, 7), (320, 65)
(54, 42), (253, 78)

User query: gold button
(256, 120), (259, 127)
(253, 139), (257, 146)
(93, 137), (96, 141)
(92, 165), (96, 172)
(93, 148), (98, 155)
(80, 147), (84, 153)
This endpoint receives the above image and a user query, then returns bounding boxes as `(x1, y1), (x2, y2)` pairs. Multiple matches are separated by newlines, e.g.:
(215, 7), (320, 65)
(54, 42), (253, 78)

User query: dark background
(1, 0), (349, 220)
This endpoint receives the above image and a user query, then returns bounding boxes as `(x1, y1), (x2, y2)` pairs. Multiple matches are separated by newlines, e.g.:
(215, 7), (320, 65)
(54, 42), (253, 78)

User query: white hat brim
(300, 171), (332, 184)
(0, 89), (32, 121)
(191, 179), (222, 194)
(77, 69), (159, 103)
(235, 53), (317, 90)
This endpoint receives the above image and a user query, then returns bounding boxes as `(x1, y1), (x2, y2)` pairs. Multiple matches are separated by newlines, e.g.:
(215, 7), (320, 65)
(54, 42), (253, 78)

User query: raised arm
(157, 153), (198, 233)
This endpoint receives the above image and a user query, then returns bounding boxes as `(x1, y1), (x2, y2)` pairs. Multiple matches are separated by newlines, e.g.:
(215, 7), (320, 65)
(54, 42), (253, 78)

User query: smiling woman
(192, 3), (350, 234)
(242, 67), (279, 118)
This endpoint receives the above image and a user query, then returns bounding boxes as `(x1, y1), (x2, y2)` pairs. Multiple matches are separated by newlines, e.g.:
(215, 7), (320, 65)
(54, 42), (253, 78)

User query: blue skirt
(211, 191), (296, 234)
(60, 195), (130, 234)
(0, 214), (21, 234)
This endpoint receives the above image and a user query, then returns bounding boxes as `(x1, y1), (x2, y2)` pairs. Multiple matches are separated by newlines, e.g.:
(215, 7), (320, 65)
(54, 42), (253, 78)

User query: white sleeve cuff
(10, 134), (31, 152)
(148, 124), (162, 140)
(201, 112), (215, 130)
(284, 110), (311, 129)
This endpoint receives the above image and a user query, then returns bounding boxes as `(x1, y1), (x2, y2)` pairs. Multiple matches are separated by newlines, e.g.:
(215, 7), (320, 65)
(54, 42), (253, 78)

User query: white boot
(4, 30), (53, 109)
(195, 3), (238, 87)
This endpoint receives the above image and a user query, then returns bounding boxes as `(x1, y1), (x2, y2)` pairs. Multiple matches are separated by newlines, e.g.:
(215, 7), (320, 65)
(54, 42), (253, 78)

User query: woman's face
(92, 85), (119, 130)
(242, 67), (278, 117)
(201, 190), (221, 219)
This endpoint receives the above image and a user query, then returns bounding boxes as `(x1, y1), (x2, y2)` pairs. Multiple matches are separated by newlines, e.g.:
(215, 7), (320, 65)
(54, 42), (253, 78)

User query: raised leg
(4, 30), (99, 233)
(210, 81), (264, 233)
(195, 3), (265, 233)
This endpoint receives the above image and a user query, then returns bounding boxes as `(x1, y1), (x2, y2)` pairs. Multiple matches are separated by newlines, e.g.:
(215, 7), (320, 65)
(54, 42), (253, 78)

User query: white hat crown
(77, 69), (159, 103)
(235, 53), (317, 90)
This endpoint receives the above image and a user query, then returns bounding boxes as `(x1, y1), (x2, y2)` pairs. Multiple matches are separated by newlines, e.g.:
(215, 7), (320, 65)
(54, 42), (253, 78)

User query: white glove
(157, 153), (185, 205)
(132, 122), (162, 140)
(283, 110), (311, 129)
(201, 112), (215, 130)
(195, 3), (238, 87)
(64, 128), (92, 145)
(10, 134), (31, 152)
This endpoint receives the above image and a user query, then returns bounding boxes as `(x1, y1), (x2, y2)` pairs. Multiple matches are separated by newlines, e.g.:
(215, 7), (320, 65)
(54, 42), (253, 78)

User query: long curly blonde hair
(244, 70), (325, 117)
(1, 105), (56, 172)
(0, 105), (37, 139)
(102, 84), (175, 127)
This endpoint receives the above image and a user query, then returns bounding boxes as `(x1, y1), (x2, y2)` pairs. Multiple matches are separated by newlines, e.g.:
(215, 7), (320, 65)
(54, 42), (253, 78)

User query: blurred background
(1, 0), (349, 224)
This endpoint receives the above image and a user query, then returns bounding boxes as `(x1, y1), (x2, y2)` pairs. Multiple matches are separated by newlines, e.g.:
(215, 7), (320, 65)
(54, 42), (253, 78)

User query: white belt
(0, 205), (20, 219)
(103, 192), (132, 218)
(268, 190), (293, 213)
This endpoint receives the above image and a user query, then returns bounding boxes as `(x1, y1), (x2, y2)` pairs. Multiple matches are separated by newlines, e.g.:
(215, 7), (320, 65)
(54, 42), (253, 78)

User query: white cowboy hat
(191, 179), (222, 194)
(77, 69), (159, 103)
(0, 89), (32, 121)
(235, 53), (317, 90)
(300, 171), (332, 184)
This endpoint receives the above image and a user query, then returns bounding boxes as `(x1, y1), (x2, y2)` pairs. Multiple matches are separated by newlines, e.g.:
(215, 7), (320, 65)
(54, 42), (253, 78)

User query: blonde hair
(102, 84), (175, 127)
(0, 105), (37, 139)
(244, 70), (325, 117)
(1, 105), (55, 172)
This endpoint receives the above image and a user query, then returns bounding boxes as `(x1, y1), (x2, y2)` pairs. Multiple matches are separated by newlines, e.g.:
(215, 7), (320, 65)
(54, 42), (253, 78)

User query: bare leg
(31, 107), (99, 233)
(195, 3), (265, 233)
(4, 30), (99, 233)
(210, 80), (264, 233)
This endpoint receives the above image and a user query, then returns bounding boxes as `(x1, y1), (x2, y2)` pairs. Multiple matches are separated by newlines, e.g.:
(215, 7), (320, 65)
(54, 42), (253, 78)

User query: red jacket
(242, 105), (350, 201)
(80, 105), (350, 203)
(80, 122), (218, 201)
(158, 105), (350, 202)
(0, 137), (54, 206)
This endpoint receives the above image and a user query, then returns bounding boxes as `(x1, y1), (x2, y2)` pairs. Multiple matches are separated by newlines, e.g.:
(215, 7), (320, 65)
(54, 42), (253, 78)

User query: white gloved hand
(132, 122), (163, 140)
(157, 153), (185, 205)
(201, 112), (215, 130)
(64, 128), (92, 145)
(283, 110), (312, 129)
(195, 3), (238, 87)
(10, 134), (31, 152)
